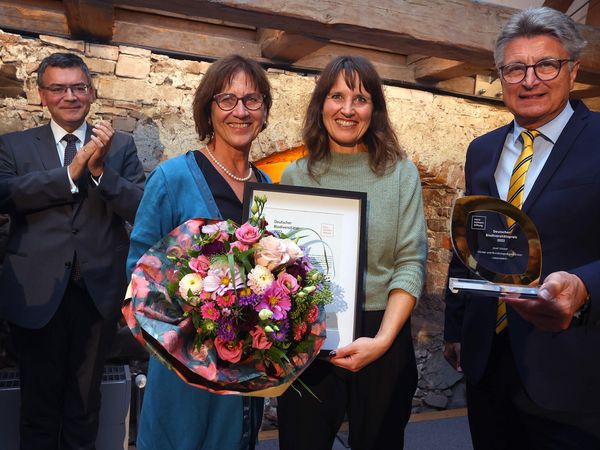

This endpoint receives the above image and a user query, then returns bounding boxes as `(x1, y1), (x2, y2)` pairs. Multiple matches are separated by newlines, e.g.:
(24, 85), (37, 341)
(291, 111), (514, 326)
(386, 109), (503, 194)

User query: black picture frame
(243, 182), (367, 351)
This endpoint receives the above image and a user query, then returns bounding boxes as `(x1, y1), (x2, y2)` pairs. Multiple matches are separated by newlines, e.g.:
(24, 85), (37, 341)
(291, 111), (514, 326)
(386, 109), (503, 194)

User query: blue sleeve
(126, 167), (176, 278)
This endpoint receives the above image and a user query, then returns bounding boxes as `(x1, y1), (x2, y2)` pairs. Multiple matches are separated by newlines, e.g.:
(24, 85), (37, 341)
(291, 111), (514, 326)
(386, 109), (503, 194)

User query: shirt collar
(511, 101), (574, 146)
(50, 120), (87, 145)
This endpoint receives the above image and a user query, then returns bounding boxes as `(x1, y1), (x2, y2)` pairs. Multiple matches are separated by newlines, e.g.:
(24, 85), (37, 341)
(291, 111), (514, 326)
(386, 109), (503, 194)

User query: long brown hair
(193, 55), (272, 141)
(303, 55), (405, 179)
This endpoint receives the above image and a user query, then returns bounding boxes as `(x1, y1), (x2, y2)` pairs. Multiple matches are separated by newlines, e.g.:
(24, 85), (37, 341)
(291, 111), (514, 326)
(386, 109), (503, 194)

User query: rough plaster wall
(1, 29), (517, 411)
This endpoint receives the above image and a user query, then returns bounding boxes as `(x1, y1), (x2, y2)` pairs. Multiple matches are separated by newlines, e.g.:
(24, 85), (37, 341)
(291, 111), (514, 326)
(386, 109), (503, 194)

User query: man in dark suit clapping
(444, 7), (600, 450)
(0, 52), (145, 450)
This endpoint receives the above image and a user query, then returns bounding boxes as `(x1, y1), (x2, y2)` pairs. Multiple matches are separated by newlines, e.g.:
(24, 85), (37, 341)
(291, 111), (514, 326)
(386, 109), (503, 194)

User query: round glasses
(213, 93), (265, 111)
(498, 58), (573, 84)
(39, 83), (90, 96)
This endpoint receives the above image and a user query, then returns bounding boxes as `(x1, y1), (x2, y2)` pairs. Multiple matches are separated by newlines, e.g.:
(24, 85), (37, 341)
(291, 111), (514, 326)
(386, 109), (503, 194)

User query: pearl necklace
(206, 147), (253, 182)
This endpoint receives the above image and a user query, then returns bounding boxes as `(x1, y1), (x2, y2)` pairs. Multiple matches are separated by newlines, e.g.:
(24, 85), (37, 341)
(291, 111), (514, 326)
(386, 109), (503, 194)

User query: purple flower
(239, 292), (261, 307)
(201, 241), (226, 256)
(270, 319), (289, 342)
(286, 262), (307, 282)
(217, 317), (236, 341)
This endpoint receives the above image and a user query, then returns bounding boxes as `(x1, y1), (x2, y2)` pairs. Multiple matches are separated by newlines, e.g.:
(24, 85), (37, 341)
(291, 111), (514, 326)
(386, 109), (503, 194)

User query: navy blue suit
(445, 100), (600, 418)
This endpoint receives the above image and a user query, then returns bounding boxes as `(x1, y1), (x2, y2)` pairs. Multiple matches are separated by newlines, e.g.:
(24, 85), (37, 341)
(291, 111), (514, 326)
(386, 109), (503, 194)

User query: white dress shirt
(494, 102), (574, 202)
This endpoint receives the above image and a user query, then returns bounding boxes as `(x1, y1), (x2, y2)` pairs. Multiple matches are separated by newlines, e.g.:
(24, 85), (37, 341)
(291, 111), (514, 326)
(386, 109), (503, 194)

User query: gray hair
(37, 52), (92, 87)
(494, 6), (587, 68)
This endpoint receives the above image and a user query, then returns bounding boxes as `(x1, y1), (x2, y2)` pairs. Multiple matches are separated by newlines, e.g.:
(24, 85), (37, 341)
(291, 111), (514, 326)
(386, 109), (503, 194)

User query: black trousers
(10, 281), (117, 450)
(277, 311), (417, 450)
(467, 331), (600, 450)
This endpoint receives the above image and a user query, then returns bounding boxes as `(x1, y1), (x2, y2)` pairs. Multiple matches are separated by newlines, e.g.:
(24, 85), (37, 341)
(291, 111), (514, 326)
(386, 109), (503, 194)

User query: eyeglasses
(498, 58), (573, 84)
(212, 93), (265, 111)
(39, 83), (91, 96)
(326, 93), (372, 108)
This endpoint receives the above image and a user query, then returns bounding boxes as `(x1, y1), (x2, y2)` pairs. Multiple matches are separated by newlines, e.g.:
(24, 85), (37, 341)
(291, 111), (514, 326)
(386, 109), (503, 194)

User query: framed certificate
(242, 182), (367, 351)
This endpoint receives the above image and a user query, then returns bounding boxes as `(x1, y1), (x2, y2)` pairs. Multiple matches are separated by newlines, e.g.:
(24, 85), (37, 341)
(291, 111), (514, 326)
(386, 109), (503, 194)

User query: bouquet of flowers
(123, 196), (331, 396)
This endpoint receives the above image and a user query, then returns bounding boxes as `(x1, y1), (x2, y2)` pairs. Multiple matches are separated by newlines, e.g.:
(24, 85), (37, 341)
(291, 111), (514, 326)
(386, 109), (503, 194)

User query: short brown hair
(193, 55), (272, 141)
(303, 55), (404, 179)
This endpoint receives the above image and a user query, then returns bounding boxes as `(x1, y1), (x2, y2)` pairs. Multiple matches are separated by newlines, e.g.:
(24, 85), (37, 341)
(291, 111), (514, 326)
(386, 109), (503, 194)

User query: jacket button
(72, 229), (78, 234)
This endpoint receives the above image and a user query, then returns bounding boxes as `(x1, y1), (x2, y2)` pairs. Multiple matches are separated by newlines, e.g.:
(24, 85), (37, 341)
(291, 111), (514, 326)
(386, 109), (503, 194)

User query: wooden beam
(0, 0), (67, 36)
(571, 82), (600, 98)
(413, 57), (491, 82)
(435, 76), (476, 96)
(291, 43), (414, 83)
(113, 9), (261, 59)
(586, 0), (600, 27)
(62, 0), (114, 41)
(582, 96), (600, 111)
(258, 29), (327, 62)
(115, 0), (600, 81)
(543, 0), (575, 13)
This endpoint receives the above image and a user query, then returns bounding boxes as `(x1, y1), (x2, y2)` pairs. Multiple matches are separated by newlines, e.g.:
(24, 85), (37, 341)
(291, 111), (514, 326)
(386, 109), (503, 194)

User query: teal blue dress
(127, 151), (270, 450)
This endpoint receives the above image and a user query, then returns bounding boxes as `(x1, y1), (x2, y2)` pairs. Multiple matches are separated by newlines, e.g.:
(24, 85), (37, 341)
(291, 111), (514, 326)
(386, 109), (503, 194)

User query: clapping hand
(86, 120), (114, 178)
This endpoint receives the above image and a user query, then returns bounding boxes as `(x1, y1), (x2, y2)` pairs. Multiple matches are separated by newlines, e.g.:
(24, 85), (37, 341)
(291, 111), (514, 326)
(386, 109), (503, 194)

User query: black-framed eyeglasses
(212, 93), (265, 111)
(39, 83), (91, 96)
(498, 58), (573, 84)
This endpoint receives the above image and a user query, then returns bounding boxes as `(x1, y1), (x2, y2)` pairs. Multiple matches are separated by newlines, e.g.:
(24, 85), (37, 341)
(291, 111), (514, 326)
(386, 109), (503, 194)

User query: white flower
(178, 273), (204, 305)
(202, 221), (229, 235)
(282, 239), (304, 262)
(258, 308), (274, 320)
(247, 265), (275, 294)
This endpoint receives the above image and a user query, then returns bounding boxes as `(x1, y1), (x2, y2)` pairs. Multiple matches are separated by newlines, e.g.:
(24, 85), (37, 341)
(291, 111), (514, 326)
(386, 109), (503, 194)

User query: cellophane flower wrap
(123, 196), (331, 396)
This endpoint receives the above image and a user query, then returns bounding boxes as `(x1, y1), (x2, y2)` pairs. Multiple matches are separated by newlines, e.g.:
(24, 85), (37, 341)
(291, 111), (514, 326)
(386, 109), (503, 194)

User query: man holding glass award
(444, 7), (600, 449)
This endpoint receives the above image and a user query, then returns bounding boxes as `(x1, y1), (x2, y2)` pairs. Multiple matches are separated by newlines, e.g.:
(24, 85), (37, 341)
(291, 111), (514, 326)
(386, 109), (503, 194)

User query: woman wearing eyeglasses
(276, 56), (427, 450)
(127, 54), (272, 450)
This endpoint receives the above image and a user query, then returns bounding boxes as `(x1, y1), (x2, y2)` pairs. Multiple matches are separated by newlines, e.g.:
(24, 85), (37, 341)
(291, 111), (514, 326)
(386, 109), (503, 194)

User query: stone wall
(0, 29), (514, 412)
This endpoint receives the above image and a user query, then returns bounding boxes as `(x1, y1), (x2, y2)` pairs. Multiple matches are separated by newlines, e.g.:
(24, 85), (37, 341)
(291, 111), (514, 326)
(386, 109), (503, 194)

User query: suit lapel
(523, 101), (589, 214)
(487, 124), (512, 198)
(35, 125), (61, 170)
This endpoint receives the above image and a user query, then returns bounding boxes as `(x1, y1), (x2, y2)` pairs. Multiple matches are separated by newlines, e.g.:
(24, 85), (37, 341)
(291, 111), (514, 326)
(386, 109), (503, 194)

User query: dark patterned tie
(63, 134), (82, 281)
(496, 129), (539, 334)
(63, 134), (78, 166)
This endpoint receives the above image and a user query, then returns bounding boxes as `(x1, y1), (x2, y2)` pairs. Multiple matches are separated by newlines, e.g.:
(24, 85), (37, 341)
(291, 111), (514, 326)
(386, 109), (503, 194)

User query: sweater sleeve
(388, 161), (427, 301)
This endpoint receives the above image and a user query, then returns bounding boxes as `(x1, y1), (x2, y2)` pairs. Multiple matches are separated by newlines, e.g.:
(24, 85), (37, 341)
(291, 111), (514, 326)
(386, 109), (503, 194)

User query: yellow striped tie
(496, 129), (539, 334)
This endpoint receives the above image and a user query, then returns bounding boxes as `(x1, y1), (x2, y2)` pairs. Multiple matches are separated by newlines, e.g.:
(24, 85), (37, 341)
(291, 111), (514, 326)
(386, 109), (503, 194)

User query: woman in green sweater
(277, 56), (427, 450)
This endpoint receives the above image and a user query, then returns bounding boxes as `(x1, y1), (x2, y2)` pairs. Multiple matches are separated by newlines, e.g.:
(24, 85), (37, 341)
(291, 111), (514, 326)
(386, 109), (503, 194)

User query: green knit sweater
(281, 152), (427, 311)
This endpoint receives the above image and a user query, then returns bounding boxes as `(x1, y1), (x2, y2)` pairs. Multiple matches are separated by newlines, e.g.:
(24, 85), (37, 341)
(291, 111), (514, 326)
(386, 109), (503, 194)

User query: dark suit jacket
(445, 100), (600, 413)
(0, 123), (145, 329)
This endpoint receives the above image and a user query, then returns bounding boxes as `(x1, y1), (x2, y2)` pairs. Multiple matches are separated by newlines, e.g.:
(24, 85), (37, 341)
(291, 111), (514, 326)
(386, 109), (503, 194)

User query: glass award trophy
(449, 195), (541, 299)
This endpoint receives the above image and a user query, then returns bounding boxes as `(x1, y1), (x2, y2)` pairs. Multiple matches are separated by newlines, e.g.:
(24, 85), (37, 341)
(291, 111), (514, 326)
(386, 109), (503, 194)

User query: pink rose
(189, 255), (211, 276)
(254, 236), (290, 271)
(214, 337), (243, 363)
(277, 272), (300, 294)
(229, 241), (249, 253)
(235, 223), (261, 245)
(250, 326), (272, 350)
